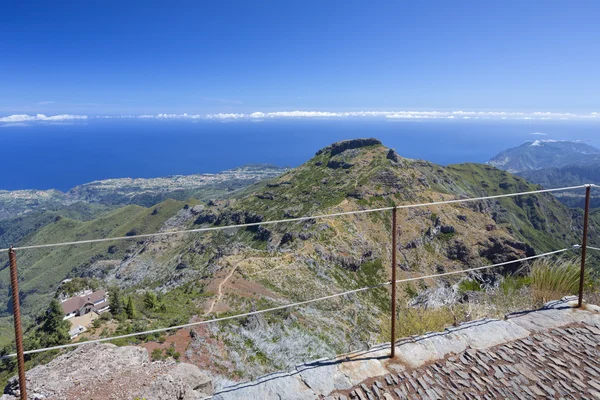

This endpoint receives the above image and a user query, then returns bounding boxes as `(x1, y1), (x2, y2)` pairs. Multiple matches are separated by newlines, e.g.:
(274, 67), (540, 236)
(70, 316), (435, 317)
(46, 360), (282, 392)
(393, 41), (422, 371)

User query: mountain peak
(315, 138), (382, 156)
(489, 140), (600, 173)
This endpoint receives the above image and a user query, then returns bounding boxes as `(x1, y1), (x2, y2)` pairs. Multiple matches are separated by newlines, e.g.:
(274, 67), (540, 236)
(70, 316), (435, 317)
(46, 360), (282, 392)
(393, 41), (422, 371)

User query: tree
(143, 292), (158, 310)
(125, 296), (135, 319)
(42, 299), (70, 345)
(109, 286), (123, 315)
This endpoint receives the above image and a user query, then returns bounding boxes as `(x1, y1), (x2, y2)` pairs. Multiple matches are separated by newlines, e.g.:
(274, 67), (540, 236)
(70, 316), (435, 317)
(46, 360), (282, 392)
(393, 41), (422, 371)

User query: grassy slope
(0, 199), (194, 321)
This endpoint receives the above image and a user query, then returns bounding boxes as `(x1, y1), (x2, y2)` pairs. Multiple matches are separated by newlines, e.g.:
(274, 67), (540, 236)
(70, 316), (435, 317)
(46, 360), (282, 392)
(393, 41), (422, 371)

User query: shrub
(151, 348), (163, 361)
(457, 279), (482, 294)
(500, 275), (531, 295)
(404, 283), (418, 299)
(382, 305), (470, 340)
(165, 344), (180, 361)
(143, 292), (159, 310)
(529, 257), (586, 303)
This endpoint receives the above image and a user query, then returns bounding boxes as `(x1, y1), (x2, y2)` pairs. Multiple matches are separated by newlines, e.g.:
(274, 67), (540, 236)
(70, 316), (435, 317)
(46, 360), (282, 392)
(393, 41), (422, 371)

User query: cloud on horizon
(0, 114), (88, 123)
(530, 132), (548, 135)
(1, 110), (599, 124)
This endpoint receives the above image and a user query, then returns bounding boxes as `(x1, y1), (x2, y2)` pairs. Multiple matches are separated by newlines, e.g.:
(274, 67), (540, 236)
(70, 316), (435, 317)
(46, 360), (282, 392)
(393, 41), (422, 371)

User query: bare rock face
(3, 343), (212, 400)
(141, 363), (212, 400)
(315, 138), (382, 156)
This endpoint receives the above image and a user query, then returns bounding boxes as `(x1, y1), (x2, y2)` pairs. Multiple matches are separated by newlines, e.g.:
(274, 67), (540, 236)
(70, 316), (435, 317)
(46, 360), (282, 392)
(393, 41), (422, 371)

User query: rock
(142, 363), (212, 400)
(190, 205), (205, 215)
(446, 240), (471, 261)
(405, 238), (423, 249)
(327, 160), (354, 169)
(457, 215), (468, 222)
(176, 262), (188, 270)
(299, 232), (312, 240)
(212, 372), (317, 400)
(255, 192), (275, 200)
(280, 232), (295, 246)
(3, 343), (213, 400)
(297, 360), (352, 394)
(316, 138), (382, 157)
(194, 211), (217, 225)
(440, 225), (455, 234)
(254, 226), (271, 241)
(5, 343), (148, 398)
(386, 149), (400, 162)
(479, 237), (535, 273)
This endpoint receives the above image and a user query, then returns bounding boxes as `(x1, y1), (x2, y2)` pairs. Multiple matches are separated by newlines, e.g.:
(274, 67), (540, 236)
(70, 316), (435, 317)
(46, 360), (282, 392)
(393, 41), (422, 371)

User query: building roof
(212, 296), (600, 399)
(61, 290), (106, 315)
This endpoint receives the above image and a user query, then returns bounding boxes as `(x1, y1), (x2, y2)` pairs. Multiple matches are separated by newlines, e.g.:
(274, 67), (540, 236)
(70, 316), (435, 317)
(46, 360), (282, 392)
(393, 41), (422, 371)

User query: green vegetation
(530, 257), (586, 303)
(151, 348), (163, 361)
(149, 344), (180, 362)
(457, 279), (482, 294)
(0, 198), (195, 319)
(125, 296), (136, 319)
(500, 275), (531, 295)
(57, 277), (100, 297)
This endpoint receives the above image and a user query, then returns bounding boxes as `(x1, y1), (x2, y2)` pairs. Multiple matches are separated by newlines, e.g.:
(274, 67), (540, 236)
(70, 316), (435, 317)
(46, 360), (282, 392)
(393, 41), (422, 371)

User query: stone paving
(212, 297), (600, 399)
(336, 323), (600, 399)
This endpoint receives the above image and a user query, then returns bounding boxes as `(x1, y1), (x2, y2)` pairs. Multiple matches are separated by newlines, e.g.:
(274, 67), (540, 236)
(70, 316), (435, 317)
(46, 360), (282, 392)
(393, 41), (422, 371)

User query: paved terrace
(213, 297), (600, 399)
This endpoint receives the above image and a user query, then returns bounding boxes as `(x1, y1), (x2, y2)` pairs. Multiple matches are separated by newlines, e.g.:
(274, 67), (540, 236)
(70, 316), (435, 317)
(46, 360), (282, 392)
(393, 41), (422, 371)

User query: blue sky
(1, 0), (599, 117)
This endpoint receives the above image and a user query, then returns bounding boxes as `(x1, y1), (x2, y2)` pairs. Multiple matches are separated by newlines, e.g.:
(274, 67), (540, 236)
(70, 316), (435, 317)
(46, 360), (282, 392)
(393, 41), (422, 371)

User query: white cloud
(37, 101), (55, 105)
(530, 132), (547, 136)
(2, 110), (599, 124)
(0, 114), (88, 123)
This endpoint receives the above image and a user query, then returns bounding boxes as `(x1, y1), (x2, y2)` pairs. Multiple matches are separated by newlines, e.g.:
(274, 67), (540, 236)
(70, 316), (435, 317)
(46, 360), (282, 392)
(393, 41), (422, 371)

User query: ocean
(1, 118), (599, 191)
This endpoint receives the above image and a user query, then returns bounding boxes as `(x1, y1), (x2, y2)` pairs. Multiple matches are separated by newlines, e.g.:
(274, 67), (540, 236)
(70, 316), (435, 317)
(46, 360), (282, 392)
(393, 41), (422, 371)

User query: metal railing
(3, 183), (597, 399)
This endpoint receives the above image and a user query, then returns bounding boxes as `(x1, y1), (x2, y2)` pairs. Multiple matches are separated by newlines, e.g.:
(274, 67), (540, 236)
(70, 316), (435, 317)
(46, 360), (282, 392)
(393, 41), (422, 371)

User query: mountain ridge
(488, 140), (600, 173)
(488, 140), (600, 207)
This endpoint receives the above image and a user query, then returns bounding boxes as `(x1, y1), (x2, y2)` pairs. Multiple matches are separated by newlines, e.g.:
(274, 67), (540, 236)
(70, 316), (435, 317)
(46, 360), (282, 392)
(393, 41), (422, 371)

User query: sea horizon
(2, 118), (599, 192)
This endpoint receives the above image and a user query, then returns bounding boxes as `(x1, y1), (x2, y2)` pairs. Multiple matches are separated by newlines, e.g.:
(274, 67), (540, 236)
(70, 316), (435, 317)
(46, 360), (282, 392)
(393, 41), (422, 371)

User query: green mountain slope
(0, 199), (198, 320)
(0, 138), (592, 378)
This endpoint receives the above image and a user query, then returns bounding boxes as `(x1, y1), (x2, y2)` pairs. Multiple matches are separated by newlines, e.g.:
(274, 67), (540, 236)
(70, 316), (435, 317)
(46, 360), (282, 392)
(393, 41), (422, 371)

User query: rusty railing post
(8, 247), (27, 400)
(390, 206), (397, 358)
(578, 185), (592, 308)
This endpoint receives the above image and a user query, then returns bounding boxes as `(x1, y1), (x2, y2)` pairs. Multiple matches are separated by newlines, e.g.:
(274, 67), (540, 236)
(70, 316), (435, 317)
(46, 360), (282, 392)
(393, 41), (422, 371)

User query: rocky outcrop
(479, 237), (535, 273)
(2, 343), (213, 400)
(141, 363), (212, 400)
(315, 138), (382, 157)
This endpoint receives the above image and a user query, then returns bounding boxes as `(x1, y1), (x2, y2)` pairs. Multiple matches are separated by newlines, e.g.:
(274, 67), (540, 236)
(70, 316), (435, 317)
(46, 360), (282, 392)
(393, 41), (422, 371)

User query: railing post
(8, 247), (27, 400)
(390, 207), (397, 358)
(578, 185), (592, 308)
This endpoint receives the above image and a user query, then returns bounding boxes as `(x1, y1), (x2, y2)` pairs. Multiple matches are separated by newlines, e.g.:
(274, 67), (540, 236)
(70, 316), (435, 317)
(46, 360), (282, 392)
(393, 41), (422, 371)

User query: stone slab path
(212, 297), (600, 399)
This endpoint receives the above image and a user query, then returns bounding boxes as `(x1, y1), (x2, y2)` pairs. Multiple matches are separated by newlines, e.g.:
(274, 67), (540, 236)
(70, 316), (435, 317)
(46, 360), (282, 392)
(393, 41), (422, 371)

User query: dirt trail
(205, 261), (240, 315)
